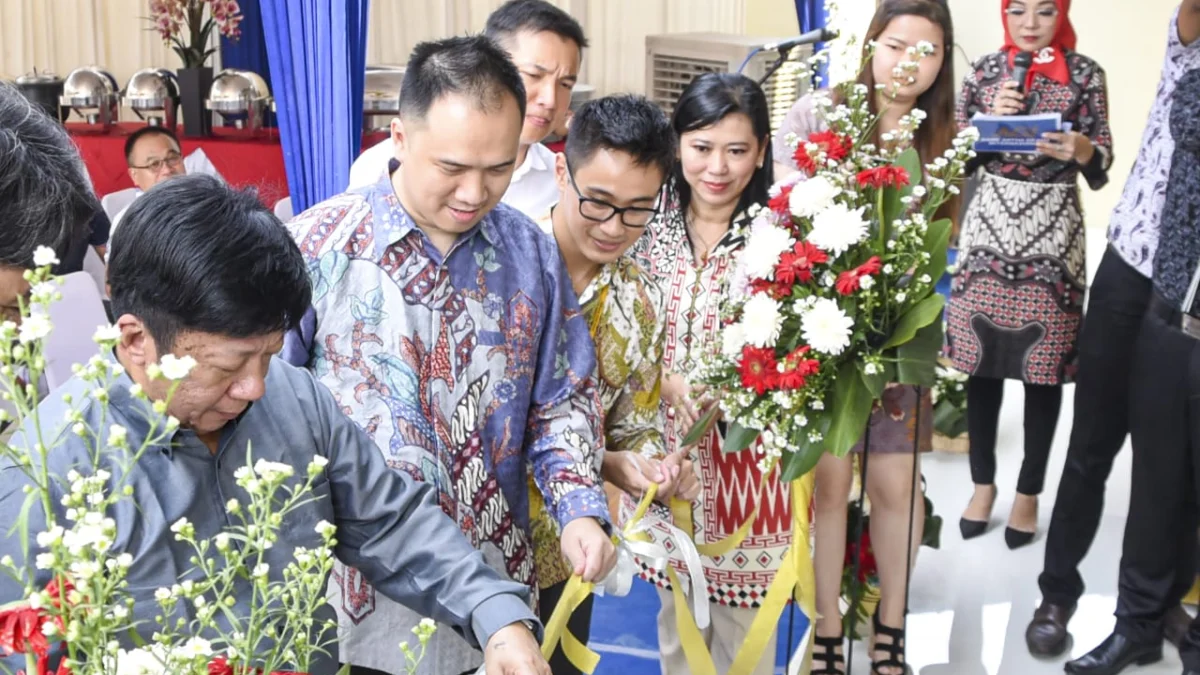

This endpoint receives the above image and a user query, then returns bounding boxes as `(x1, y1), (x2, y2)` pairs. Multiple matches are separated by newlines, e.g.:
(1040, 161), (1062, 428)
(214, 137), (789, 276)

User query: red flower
(835, 256), (883, 296)
(750, 278), (792, 300)
(844, 529), (879, 582)
(0, 606), (47, 658)
(794, 131), (853, 175)
(775, 241), (828, 285)
(738, 346), (780, 395)
(856, 166), (911, 190)
(768, 184), (794, 216)
(778, 346), (820, 391)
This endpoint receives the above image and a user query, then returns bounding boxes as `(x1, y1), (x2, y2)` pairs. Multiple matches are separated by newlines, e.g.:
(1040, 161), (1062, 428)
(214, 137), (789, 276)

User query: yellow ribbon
(540, 482), (658, 673)
(664, 472), (817, 675)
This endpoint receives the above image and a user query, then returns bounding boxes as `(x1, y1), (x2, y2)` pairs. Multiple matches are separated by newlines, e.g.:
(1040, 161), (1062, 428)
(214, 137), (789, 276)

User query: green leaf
(913, 218), (954, 291)
(782, 414), (833, 481)
(826, 361), (877, 458)
(721, 422), (761, 455)
(933, 399), (968, 438)
(16, 491), (36, 563)
(882, 294), (945, 350)
(680, 405), (720, 448)
(857, 361), (886, 399)
(895, 321), (944, 387)
(337, 665), (353, 675)
(923, 513), (944, 549)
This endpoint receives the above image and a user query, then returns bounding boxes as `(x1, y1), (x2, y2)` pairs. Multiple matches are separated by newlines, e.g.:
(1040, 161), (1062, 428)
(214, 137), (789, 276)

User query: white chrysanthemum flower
(158, 354), (196, 381)
(721, 322), (748, 359)
(252, 459), (295, 482)
(800, 298), (854, 356)
(93, 325), (121, 343)
(807, 203), (869, 257)
(18, 314), (52, 344)
(32, 246), (59, 268)
(741, 294), (784, 348)
(741, 223), (794, 280)
(788, 175), (841, 218)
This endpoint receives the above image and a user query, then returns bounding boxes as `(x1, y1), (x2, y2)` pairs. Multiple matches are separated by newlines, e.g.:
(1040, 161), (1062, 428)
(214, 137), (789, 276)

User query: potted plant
(148, 0), (243, 137)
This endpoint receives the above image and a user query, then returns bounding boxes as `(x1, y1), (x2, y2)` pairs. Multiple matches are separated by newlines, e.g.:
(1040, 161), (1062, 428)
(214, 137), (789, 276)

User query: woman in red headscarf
(950, 0), (1112, 550)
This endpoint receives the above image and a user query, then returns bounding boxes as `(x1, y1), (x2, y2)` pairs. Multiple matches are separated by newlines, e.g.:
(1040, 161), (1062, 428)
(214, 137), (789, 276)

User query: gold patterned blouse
(529, 256), (667, 590)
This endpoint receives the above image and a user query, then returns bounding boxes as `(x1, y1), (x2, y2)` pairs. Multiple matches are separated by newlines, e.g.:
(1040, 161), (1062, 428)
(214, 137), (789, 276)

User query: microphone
(1011, 51), (1034, 95)
(763, 27), (840, 52)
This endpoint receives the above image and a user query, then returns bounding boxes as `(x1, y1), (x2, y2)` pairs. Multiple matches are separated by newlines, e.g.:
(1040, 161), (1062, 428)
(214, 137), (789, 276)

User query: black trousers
(1115, 295), (1200, 661)
(966, 376), (1063, 495)
(1037, 248), (1154, 607)
(538, 579), (595, 675)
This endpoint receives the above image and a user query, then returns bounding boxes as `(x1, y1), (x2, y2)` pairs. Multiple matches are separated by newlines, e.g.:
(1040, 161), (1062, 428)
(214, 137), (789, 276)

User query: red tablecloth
(69, 123), (289, 207)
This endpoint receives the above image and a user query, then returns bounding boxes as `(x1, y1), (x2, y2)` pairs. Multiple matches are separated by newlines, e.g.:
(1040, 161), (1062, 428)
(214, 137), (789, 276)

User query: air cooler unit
(645, 33), (813, 132)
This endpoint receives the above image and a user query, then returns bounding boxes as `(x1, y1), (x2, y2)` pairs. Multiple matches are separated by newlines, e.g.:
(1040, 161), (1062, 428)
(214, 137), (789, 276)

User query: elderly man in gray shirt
(0, 174), (552, 675)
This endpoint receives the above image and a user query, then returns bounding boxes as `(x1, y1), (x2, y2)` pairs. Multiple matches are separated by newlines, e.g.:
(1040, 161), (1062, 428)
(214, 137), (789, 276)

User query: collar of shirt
(366, 163), (499, 261)
(503, 143), (559, 221)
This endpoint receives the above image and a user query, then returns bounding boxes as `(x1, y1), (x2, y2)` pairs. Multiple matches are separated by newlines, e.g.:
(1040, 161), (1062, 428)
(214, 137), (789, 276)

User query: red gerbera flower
(738, 346), (780, 395)
(856, 166), (911, 190)
(768, 184), (794, 216)
(794, 130), (853, 175)
(855, 256), (883, 277)
(775, 241), (828, 285)
(778, 345), (821, 390)
(835, 256), (884, 296)
(750, 278), (793, 300)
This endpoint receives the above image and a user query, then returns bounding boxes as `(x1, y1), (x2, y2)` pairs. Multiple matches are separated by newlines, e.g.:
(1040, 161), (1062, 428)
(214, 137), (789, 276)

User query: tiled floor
(588, 234), (1191, 674)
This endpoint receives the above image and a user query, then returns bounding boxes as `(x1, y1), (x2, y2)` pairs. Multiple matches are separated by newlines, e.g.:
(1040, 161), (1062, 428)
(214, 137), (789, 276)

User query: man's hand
(601, 450), (663, 497)
(561, 517), (617, 582)
(483, 622), (550, 675)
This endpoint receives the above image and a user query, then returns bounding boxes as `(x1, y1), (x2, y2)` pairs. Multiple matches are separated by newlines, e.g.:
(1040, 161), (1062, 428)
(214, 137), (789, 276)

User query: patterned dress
(282, 175), (610, 675)
(627, 188), (793, 609)
(529, 254), (667, 590)
(948, 51), (1113, 385)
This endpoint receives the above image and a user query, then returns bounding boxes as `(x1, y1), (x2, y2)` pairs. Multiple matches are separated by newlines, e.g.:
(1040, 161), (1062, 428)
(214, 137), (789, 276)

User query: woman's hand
(989, 81), (1025, 116)
(661, 372), (701, 431)
(1036, 131), (1095, 165)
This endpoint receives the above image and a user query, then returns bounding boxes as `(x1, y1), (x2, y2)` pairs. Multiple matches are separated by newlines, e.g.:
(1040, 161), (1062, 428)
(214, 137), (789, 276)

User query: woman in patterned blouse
(628, 72), (781, 675)
(951, 0), (1112, 551)
(773, 2), (954, 673)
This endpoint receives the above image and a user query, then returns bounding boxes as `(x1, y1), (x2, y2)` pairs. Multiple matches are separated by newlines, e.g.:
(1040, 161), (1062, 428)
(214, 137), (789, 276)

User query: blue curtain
(794, 0), (829, 82)
(260, 0), (369, 213)
(220, 0), (271, 89)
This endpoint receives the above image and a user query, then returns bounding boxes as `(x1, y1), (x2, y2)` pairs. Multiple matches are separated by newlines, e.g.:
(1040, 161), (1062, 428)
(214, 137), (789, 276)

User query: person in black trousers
(1023, 3), (1200, 661)
(1063, 67), (1200, 675)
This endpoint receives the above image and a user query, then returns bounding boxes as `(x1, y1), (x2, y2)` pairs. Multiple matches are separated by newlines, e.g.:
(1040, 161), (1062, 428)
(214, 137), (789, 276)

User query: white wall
(946, 0), (1181, 226)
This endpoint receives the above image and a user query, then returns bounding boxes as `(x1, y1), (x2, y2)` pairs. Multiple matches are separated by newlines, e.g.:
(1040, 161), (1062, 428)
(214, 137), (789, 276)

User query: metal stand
(756, 46), (797, 87)
(843, 386), (924, 674)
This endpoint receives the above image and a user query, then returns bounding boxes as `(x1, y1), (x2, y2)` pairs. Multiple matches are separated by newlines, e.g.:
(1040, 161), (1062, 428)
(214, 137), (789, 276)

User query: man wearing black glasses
(109, 126), (188, 251)
(533, 94), (700, 674)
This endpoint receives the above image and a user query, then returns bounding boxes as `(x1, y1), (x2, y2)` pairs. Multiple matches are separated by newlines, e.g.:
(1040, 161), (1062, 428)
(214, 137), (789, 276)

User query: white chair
(273, 196), (294, 222)
(43, 272), (110, 392)
(100, 188), (139, 222)
(81, 247), (108, 300)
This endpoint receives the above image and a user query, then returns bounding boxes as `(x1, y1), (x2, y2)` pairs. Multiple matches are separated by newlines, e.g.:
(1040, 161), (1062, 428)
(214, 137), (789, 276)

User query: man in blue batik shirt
(281, 35), (616, 675)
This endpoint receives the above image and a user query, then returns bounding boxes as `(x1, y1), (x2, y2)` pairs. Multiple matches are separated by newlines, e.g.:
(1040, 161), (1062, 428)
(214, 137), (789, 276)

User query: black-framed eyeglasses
(131, 152), (184, 173)
(565, 162), (661, 229)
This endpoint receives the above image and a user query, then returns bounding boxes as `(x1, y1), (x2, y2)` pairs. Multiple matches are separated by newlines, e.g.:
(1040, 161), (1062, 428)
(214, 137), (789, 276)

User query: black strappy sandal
(871, 610), (911, 675)
(812, 633), (846, 674)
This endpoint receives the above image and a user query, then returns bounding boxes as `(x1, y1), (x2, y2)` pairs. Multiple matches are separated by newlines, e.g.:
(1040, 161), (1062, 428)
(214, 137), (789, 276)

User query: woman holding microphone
(950, 0), (1113, 549)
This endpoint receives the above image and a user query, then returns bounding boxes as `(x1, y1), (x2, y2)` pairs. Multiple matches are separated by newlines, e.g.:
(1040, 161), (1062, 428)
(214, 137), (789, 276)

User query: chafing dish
(123, 68), (179, 128)
(60, 66), (120, 129)
(206, 68), (272, 131)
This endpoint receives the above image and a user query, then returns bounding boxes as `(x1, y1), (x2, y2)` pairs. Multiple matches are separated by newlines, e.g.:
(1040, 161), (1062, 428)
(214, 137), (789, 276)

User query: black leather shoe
(1005, 526), (1035, 549)
(1025, 601), (1075, 657)
(959, 517), (988, 539)
(1064, 633), (1162, 675)
(1165, 604), (1193, 650)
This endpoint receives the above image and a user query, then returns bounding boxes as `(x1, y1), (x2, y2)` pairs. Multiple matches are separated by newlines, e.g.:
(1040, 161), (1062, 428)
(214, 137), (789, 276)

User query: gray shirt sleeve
(306, 367), (539, 649)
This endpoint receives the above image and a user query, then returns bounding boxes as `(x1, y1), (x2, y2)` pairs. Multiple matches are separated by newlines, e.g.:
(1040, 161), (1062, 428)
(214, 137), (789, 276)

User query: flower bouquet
(682, 57), (979, 480)
(0, 250), (433, 675)
(148, 0), (242, 68)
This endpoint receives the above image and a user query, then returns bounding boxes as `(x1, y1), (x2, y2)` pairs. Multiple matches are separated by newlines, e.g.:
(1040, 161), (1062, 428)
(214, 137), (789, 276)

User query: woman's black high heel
(871, 610), (911, 675)
(812, 633), (846, 674)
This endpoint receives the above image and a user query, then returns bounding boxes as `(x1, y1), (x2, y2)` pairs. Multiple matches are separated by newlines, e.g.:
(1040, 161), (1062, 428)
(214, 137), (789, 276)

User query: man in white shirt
(108, 127), (188, 237)
(347, 0), (583, 224)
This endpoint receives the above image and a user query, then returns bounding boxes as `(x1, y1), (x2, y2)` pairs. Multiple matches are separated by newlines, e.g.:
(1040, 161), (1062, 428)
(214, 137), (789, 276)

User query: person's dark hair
(108, 174), (311, 350)
(123, 126), (181, 165)
(565, 95), (676, 177)
(400, 35), (527, 123)
(670, 73), (774, 226)
(484, 0), (588, 52)
(851, 0), (959, 222)
(0, 82), (98, 269)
